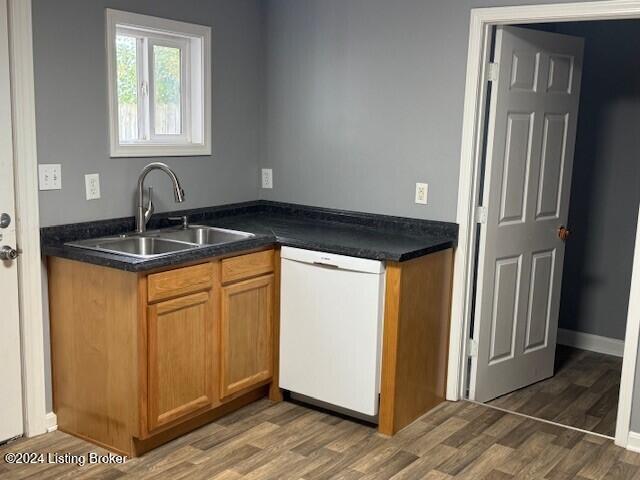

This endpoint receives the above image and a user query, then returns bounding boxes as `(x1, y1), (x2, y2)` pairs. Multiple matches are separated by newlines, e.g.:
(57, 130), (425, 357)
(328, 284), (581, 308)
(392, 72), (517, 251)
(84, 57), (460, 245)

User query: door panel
(0, 0), (23, 442)
(536, 114), (567, 219)
(509, 50), (539, 91)
(525, 250), (555, 352)
(471, 26), (584, 402)
(220, 275), (274, 399)
(147, 291), (214, 431)
(489, 256), (521, 364)
(547, 55), (574, 93)
(500, 112), (533, 224)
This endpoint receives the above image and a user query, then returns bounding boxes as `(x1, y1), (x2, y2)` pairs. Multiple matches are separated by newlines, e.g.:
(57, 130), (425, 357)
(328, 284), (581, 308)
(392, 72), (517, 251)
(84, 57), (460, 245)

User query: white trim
(7, 0), (47, 437)
(557, 329), (625, 358)
(451, 0), (640, 451)
(106, 9), (212, 157)
(627, 431), (640, 453)
(45, 412), (57, 433)
(447, 14), (493, 402)
(616, 205), (640, 448)
(108, 143), (212, 158)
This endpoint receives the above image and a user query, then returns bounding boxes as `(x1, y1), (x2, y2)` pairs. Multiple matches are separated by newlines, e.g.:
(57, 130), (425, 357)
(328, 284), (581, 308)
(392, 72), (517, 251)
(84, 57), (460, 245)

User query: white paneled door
(470, 26), (584, 402)
(0, 0), (24, 443)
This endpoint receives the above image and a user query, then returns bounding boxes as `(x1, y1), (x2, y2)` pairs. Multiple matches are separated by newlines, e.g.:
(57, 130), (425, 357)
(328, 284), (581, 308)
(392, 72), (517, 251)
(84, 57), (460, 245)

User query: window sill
(110, 143), (211, 158)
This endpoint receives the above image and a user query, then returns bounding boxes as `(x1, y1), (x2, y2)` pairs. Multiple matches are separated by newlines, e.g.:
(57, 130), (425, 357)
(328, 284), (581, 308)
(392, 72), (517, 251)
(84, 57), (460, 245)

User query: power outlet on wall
(261, 168), (273, 189)
(415, 182), (428, 205)
(85, 173), (101, 200)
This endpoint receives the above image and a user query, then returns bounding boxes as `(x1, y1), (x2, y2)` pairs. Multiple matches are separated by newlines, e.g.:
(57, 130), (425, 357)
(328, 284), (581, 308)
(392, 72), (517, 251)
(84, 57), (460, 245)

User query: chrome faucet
(136, 162), (185, 233)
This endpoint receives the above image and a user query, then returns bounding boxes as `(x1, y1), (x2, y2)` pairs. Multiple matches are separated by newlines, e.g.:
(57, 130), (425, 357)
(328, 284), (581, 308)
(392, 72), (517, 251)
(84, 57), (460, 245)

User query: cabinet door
(220, 274), (274, 399)
(148, 291), (214, 431)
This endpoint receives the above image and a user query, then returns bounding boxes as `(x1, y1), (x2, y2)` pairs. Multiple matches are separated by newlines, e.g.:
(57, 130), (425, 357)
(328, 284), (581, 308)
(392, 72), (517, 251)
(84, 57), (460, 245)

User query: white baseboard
(557, 328), (624, 357)
(627, 431), (640, 452)
(45, 412), (57, 433)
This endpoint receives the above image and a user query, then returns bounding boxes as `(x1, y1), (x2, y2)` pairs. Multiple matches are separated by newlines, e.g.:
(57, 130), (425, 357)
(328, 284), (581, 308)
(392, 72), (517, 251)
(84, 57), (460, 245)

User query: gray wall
(33, 0), (264, 227)
(260, 0), (596, 222)
(554, 21), (640, 341)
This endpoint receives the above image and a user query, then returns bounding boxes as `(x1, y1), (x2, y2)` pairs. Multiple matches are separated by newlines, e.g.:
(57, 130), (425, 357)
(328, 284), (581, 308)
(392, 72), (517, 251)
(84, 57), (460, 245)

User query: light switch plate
(85, 173), (101, 200)
(415, 182), (428, 205)
(261, 168), (273, 189)
(38, 164), (62, 190)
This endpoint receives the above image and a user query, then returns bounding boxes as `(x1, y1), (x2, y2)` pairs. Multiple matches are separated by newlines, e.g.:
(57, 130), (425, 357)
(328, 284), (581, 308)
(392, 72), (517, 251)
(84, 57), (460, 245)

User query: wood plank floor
(487, 346), (622, 437)
(2, 397), (639, 479)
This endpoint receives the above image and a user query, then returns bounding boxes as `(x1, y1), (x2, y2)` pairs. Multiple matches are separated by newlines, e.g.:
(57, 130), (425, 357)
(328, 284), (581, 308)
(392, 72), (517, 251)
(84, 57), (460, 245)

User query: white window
(106, 9), (211, 157)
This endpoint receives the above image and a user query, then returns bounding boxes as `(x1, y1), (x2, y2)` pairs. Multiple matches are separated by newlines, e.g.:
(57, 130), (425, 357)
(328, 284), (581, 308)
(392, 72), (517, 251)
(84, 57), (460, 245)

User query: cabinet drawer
(148, 263), (213, 303)
(221, 250), (274, 284)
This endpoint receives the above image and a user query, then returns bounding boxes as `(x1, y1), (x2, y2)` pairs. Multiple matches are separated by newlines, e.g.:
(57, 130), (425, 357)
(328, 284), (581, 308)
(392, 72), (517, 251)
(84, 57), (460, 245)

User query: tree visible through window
(115, 31), (186, 143)
(116, 35), (138, 142)
(153, 45), (181, 135)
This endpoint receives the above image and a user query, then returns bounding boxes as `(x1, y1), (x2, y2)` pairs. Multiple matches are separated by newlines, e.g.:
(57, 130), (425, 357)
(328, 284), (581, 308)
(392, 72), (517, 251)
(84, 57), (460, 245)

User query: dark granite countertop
(41, 201), (458, 272)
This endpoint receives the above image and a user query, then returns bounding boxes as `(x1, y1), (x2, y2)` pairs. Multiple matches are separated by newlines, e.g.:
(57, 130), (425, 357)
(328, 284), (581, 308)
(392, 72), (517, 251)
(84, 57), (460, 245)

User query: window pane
(116, 35), (138, 142)
(153, 45), (181, 135)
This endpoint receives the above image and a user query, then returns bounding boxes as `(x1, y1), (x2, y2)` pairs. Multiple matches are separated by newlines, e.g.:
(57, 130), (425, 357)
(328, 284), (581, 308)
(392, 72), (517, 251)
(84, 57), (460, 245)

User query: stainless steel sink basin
(67, 236), (199, 258)
(66, 225), (254, 259)
(149, 225), (254, 245)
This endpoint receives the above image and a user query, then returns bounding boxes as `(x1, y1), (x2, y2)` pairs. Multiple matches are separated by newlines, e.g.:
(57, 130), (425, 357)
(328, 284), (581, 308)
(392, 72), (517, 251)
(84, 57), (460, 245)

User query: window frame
(106, 9), (211, 157)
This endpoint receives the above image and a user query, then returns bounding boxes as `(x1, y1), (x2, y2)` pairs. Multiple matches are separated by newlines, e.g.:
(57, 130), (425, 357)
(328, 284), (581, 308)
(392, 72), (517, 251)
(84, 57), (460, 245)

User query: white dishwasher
(279, 246), (385, 416)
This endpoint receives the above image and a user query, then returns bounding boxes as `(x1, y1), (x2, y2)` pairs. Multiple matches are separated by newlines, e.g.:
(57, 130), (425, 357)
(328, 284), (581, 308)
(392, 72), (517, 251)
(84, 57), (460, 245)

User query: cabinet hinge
(487, 62), (499, 82)
(476, 206), (488, 225)
(467, 338), (478, 357)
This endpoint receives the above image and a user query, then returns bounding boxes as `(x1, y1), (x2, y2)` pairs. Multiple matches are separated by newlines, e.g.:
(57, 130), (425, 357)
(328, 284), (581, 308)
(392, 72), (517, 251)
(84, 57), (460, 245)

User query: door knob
(558, 226), (571, 241)
(0, 245), (19, 260)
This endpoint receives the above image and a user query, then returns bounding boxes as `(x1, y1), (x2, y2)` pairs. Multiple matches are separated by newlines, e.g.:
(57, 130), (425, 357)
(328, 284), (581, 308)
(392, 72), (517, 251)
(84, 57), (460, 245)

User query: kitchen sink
(66, 225), (254, 259)
(150, 225), (254, 245)
(67, 236), (199, 258)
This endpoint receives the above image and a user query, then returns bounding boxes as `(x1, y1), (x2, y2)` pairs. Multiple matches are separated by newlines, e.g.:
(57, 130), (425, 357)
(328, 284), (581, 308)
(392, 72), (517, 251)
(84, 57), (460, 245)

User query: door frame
(449, 0), (640, 449)
(6, 0), (49, 437)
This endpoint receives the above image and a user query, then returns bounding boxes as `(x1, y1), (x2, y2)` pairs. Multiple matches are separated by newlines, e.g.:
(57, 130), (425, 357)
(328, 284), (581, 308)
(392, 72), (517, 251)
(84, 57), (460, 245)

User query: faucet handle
(144, 186), (154, 224)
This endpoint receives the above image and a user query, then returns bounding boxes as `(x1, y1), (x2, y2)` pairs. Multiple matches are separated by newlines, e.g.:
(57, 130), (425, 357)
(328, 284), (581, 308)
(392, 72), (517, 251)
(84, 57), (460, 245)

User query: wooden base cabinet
(220, 274), (274, 399)
(147, 291), (215, 431)
(48, 244), (454, 454)
(378, 248), (454, 436)
(48, 248), (278, 457)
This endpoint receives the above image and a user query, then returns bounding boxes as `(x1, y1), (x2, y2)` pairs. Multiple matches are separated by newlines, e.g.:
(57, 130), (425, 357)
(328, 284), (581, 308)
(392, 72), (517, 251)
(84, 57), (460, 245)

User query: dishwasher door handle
(312, 261), (340, 269)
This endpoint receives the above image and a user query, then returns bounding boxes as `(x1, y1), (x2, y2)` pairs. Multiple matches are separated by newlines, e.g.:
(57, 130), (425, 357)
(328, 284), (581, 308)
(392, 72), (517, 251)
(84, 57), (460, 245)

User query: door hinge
(487, 62), (499, 82)
(467, 338), (478, 357)
(476, 206), (488, 224)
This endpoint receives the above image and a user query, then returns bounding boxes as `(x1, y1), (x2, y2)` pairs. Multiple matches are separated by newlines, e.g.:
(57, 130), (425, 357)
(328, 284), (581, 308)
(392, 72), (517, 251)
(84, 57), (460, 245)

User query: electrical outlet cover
(85, 173), (101, 200)
(415, 182), (428, 205)
(261, 168), (273, 189)
(38, 164), (62, 190)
